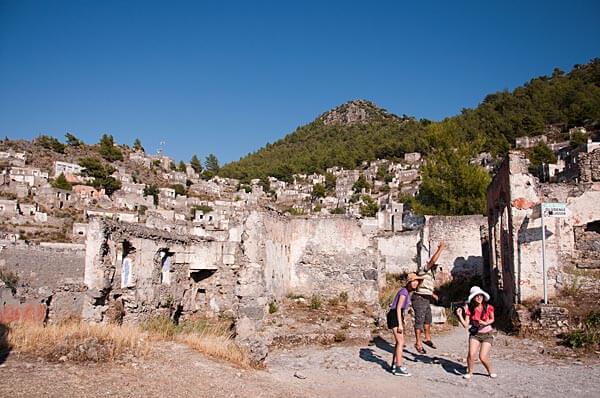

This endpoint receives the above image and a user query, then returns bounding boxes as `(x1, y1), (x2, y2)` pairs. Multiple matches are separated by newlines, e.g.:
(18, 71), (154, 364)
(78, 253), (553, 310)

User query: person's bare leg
(392, 327), (404, 367)
(424, 323), (432, 342)
(466, 338), (480, 377)
(415, 328), (423, 349)
(479, 341), (494, 376)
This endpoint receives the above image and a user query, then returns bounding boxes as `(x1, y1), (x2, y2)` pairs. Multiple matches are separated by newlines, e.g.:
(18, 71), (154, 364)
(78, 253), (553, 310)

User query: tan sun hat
(405, 272), (424, 286)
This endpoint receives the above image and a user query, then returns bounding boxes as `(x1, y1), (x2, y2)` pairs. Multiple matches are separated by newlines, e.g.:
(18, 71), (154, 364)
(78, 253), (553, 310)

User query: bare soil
(2, 326), (598, 398)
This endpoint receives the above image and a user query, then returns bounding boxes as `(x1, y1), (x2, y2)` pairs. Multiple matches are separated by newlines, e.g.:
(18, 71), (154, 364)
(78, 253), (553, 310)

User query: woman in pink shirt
(456, 286), (497, 379)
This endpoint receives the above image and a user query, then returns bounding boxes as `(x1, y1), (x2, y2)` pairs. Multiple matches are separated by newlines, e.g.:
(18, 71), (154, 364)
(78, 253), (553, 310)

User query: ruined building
(486, 151), (600, 313)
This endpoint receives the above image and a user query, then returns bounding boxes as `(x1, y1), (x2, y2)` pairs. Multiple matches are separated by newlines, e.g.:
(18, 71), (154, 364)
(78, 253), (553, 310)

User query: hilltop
(221, 59), (600, 182)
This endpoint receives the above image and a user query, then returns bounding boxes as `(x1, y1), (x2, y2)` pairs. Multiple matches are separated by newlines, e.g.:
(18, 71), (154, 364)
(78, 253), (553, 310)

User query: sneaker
(463, 373), (473, 380)
(393, 366), (411, 377)
(489, 373), (498, 379)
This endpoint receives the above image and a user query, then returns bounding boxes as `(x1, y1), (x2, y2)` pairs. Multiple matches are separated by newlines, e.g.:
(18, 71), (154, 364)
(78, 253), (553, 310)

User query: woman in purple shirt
(388, 272), (423, 376)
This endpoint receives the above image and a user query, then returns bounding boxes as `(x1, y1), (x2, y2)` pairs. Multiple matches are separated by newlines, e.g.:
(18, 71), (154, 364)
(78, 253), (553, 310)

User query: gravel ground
(265, 327), (600, 398)
(1, 327), (598, 398)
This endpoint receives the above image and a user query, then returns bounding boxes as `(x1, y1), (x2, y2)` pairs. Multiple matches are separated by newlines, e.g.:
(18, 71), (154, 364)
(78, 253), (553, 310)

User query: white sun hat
(467, 286), (490, 303)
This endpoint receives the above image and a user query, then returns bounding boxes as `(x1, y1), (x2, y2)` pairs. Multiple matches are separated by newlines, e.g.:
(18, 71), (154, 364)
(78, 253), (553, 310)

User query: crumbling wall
(1, 242), (85, 288)
(83, 218), (239, 324)
(243, 212), (383, 304)
(420, 215), (486, 284)
(376, 231), (420, 274)
(487, 152), (600, 311)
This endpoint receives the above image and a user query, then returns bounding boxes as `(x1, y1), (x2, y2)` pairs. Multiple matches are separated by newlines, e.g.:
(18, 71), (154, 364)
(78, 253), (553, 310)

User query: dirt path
(1, 327), (598, 397)
(265, 327), (600, 398)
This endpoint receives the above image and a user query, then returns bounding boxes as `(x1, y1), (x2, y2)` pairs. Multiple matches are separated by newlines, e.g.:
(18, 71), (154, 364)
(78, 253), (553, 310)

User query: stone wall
(376, 231), (420, 274)
(0, 242), (85, 288)
(420, 215), (486, 284)
(243, 212), (383, 304)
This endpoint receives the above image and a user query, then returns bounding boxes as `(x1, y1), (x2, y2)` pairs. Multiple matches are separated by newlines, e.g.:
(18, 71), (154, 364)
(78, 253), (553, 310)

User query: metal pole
(541, 205), (548, 304)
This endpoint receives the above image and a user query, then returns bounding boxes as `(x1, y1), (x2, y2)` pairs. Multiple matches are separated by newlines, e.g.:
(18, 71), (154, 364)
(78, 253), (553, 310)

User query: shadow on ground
(362, 335), (465, 376)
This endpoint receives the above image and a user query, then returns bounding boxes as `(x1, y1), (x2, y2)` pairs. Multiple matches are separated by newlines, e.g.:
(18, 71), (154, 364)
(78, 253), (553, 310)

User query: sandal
(489, 373), (498, 379)
(423, 340), (437, 349)
(414, 344), (426, 354)
(463, 373), (473, 380)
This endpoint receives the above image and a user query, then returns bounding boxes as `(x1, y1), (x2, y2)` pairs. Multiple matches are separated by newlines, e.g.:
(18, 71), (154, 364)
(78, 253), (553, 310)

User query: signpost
(539, 203), (567, 304)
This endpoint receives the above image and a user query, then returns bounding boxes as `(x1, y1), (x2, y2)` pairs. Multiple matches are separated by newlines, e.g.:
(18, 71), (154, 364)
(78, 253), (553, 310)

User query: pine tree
(204, 154), (220, 176)
(133, 138), (144, 152)
(190, 155), (202, 173)
(51, 173), (72, 191)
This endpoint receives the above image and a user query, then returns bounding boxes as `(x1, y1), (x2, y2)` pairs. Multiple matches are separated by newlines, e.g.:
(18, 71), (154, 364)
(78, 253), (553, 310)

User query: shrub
(0, 268), (19, 292)
(269, 302), (279, 314)
(36, 135), (65, 153)
(338, 291), (349, 303)
(330, 207), (345, 214)
(51, 173), (72, 191)
(328, 297), (340, 306)
(334, 331), (347, 342)
(359, 195), (379, 217)
(564, 311), (600, 349)
(309, 295), (322, 310)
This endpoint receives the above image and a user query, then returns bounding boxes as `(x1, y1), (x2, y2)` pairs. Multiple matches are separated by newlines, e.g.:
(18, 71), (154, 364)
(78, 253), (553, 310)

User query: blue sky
(1, 1), (599, 164)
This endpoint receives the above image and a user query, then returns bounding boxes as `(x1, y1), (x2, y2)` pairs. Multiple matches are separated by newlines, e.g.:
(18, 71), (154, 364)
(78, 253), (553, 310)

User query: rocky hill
(318, 99), (406, 126)
(221, 59), (600, 182)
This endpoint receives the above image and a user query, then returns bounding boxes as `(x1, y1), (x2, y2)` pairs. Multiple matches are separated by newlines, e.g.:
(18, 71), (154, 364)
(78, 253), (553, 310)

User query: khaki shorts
(469, 332), (494, 345)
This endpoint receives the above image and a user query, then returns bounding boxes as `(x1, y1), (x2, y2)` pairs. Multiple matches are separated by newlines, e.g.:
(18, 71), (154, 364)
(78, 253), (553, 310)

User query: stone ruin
(2, 206), (489, 360)
(486, 151), (600, 320)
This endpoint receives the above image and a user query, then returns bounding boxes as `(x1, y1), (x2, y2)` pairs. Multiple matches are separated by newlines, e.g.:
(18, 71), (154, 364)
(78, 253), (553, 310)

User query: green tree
(169, 161), (177, 171)
(37, 135), (65, 154)
(79, 157), (109, 179)
(359, 195), (379, 217)
(78, 157), (120, 196)
(171, 184), (186, 196)
(324, 172), (337, 193)
(98, 134), (123, 161)
(190, 155), (202, 174)
(570, 131), (588, 148)
(143, 185), (159, 205)
(51, 173), (72, 191)
(92, 176), (121, 196)
(352, 175), (370, 193)
(312, 183), (326, 199)
(415, 147), (491, 215)
(65, 132), (83, 146)
(204, 154), (220, 175)
(178, 161), (187, 172)
(529, 142), (557, 167)
(133, 138), (144, 152)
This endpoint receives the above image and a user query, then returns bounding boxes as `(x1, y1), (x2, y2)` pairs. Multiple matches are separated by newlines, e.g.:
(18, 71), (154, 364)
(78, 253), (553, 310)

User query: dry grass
(5, 320), (149, 362)
(141, 315), (253, 368)
(4, 316), (253, 368)
(379, 273), (405, 308)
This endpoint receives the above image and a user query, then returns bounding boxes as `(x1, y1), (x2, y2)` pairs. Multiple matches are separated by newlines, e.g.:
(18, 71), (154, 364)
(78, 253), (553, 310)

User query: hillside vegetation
(219, 59), (600, 215)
